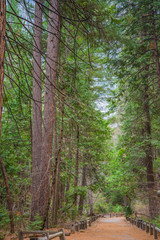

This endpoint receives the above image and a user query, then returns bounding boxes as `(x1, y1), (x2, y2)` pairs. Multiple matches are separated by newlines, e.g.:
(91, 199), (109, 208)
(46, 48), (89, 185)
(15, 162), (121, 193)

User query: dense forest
(0, 0), (160, 235)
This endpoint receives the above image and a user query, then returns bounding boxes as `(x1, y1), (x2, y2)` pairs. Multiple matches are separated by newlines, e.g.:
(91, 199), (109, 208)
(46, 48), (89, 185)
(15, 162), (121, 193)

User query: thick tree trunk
(143, 84), (157, 219)
(0, 0), (14, 234)
(39, 0), (60, 224)
(52, 97), (65, 225)
(31, 0), (42, 220)
(74, 125), (79, 206)
(0, 158), (14, 233)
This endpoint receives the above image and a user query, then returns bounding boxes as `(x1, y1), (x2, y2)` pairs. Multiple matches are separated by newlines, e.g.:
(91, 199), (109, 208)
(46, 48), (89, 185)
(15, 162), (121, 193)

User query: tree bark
(143, 84), (157, 219)
(31, 0), (42, 220)
(74, 125), (79, 206)
(0, 158), (14, 233)
(88, 188), (93, 216)
(0, 0), (6, 135)
(0, 0), (14, 234)
(52, 96), (65, 225)
(79, 163), (87, 215)
(39, 0), (60, 224)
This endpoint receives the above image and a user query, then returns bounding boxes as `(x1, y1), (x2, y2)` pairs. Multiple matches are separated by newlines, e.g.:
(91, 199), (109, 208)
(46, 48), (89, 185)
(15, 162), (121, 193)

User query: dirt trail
(66, 217), (155, 240)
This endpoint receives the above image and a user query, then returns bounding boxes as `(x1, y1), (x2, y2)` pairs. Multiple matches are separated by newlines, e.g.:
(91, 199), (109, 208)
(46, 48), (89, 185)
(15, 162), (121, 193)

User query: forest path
(66, 216), (155, 240)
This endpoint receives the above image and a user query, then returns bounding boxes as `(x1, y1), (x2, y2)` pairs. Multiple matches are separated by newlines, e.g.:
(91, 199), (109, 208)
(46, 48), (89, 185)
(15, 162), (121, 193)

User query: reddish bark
(39, 0), (60, 224)
(31, 0), (43, 220)
(0, 0), (14, 233)
(0, 0), (6, 135)
(52, 96), (65, 225)
(74, 125), (79, 205)
(0, 158), (14, 233)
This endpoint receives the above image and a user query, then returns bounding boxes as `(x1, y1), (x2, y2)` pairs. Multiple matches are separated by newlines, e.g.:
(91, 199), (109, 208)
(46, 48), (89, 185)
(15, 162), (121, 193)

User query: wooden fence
(69, 214), (103, 234)
(109, 213), (124, 218)
(18, 229), (66, 240)
(127, 216), (160, 240)
(18, 214), (103, 240)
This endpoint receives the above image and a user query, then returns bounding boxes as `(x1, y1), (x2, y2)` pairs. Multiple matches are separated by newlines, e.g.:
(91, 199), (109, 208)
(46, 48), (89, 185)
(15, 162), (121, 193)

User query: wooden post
(18, 230), (23, 240)
(153, 224), (157, 239)
(46, 232), (49, 240)
(146, 223), (149, 233)
(83, 221), (85, 229)
(85, 220), (87, 228)
(60, 229), (66, 240)
(143, 222), (145, 230)
(78, 223), (80, 231)
(150, 223), (153, 235)
(75, 223), (78, 232)
(71, 224), (75, 234)
(80, 221), (82, 229)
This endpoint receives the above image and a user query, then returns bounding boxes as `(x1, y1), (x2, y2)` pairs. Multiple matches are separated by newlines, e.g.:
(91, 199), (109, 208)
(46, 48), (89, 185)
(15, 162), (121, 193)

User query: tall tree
(31, 0), (43, 220)
(39, 0), (60, 224)
(0, 0), (6, 133)
(79, 162), (87, 215)
(0, 0), (14, 233)
(74, 125), (79, 206)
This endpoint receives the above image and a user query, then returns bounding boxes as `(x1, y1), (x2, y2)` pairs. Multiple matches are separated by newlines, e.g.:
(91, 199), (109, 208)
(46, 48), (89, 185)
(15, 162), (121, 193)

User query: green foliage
(107, 204), (124, 213)
(94, 196), (108, 214)
(153, 215), (160, 228)
(0, 207), (10, 230)
(125, 206), (132, 217)
(26, 215), (43, 230)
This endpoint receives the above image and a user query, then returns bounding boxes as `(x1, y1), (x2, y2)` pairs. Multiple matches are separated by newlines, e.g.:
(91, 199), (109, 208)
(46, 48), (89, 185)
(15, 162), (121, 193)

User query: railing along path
(18, 214), (103, 240)
(127, 216), (160, 240)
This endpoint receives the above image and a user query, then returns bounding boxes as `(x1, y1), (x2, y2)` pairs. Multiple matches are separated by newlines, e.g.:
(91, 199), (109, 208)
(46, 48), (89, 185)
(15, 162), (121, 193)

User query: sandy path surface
(66, 217), (155, 240)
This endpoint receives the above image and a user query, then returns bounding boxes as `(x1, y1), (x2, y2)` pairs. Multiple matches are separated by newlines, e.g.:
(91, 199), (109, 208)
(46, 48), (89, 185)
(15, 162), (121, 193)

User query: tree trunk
(31, 0), (42, 220)
(0, 0), (14, 234)
(52, 96), (65, 225)
(0, 158), (14, 233)
(88, 188), (93, 216)
(79, 163), (87, 215)
(0, 0), (6, 135)
(60, 183), (65, 209)
(143, 84), (157, 219)
(74, 125), (79, 206)
(39, 0), (60, 225)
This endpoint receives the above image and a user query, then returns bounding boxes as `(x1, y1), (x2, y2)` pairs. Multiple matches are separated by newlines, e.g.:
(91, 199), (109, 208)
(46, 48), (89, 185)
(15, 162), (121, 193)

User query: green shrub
(153, 215), (160, 228)
(112, 204), (124, 213)
(125, 205), (132, 217)
(0, 207), (10, 230)
(26, 214), (43, 230)
(94, 197), (108, 214)
(106, 203), (124, 213)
